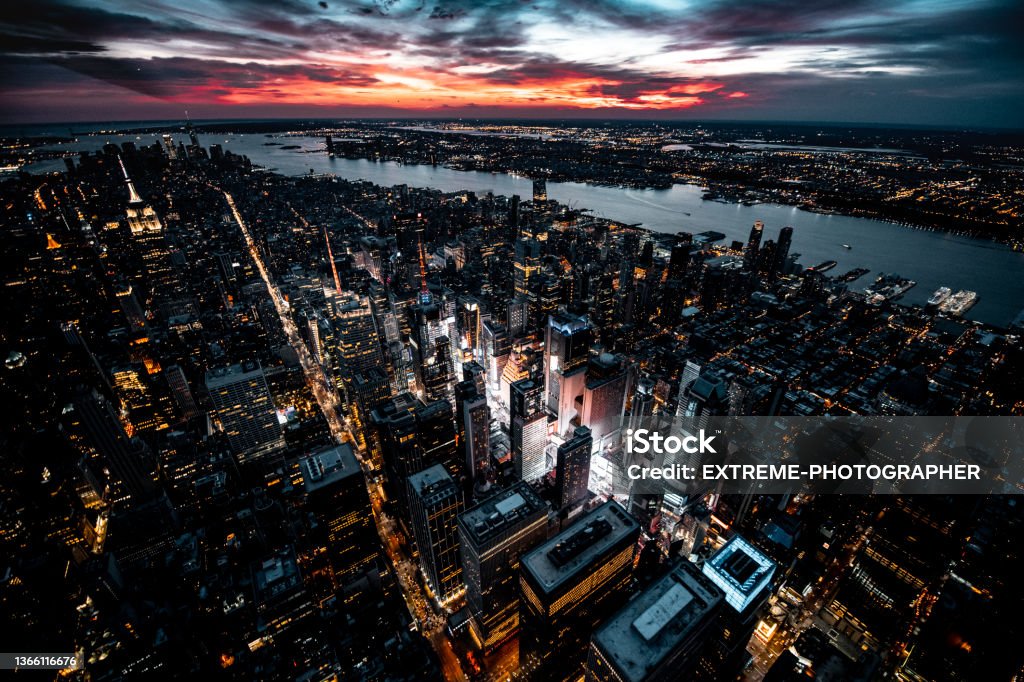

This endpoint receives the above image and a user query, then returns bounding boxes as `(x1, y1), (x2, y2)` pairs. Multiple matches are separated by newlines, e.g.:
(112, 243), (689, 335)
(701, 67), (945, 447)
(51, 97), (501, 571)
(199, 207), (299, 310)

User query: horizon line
(1, 115), (1022, 135)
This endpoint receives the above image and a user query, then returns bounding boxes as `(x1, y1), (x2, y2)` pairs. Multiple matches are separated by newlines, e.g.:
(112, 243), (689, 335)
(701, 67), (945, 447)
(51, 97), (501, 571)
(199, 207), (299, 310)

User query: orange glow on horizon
(144, 65), (733, 112)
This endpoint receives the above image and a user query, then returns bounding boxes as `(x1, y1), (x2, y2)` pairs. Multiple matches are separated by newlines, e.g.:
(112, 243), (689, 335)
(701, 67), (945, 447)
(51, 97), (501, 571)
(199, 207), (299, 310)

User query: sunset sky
(1, 0), (1021, 126)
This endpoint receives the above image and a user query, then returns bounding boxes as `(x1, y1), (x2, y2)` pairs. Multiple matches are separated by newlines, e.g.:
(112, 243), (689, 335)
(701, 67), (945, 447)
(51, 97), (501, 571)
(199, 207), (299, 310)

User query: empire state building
(120, 157), (172, 300)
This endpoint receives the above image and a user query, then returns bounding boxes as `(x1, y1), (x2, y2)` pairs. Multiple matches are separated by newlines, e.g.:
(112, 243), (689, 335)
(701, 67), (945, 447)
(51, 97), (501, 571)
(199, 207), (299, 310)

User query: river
(17, 131), (1024, 326)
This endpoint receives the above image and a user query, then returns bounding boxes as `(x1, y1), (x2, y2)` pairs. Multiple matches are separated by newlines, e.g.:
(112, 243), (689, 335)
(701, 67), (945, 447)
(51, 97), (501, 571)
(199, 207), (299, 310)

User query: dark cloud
(0, 0), (1020, 126)
(2, 54), (377, 99)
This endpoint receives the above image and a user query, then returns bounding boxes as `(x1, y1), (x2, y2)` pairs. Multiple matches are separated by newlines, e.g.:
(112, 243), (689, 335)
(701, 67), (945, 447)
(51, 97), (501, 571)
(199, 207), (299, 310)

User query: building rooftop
(408, 464), (456, 505)
(459, 482), (548, 547)
(301, 443), (361, 494)
(591, 562), (723, 682)
(205, 360), (262, 387)
(522, 500), (638, 594)
(548, 311), (590, 334)
(701, 535), (776, 613)
(252, 548), (302, 606)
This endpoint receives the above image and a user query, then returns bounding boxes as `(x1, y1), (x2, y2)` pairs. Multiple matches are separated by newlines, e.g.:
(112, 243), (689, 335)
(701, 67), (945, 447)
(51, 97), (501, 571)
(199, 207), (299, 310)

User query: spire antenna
(118, 155), (143, 205)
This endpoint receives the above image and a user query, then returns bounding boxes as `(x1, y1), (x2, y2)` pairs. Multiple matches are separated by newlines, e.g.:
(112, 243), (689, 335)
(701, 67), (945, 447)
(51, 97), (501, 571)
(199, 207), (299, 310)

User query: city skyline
(1, 4), (1023, 678)
(1, 0), (1023, 127)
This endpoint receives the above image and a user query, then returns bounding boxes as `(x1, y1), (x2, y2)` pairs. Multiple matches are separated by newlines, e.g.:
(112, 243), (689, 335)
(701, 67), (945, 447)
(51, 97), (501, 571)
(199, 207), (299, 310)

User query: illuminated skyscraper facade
(205, 361), (285, 464)
(458, 483), (549, 652)
(520, 501), (640, 681)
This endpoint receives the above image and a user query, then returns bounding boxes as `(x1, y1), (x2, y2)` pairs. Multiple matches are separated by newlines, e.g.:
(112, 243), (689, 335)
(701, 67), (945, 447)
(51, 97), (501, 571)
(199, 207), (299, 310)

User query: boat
(938, 290), (978, 317)
(842, 244), (852, 249)
(864, 273), (916, 304)
(927, 287), (951, 308)
(810, 260), (837, 273)
(836, 267), (869, 283)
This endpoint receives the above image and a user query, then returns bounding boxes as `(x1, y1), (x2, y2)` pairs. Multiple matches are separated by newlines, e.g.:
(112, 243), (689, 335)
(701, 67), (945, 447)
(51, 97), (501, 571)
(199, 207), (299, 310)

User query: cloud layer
(1, 0), (1021, 126)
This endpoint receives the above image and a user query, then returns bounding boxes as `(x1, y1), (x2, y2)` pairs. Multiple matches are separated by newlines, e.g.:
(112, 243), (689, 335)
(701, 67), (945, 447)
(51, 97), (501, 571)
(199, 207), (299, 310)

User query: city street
(223, 188), (467, 681)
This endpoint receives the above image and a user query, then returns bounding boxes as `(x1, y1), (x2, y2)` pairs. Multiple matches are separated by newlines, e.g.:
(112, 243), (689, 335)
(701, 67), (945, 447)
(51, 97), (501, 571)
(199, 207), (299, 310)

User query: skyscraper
(457, 383), (491, 486)
(556, 425), (593, 512)
(120, 157), (171, 297)
(301, 444), (382, 590)
(422, 334), (455, 405)
(334, 293), (386, 376)
(585, 561), (725, 682)
(165, 364), (200, 422)
(350, 367), (391, 451)
(371, 393), (420, 526)
(205, 361), (285, 464)
(511, 378), (548, 482)
(513, 237), (542, 304)
(507, 297), (529, 338)
(744, 220), (764, 271)
(62, 388), (158, 507)
(458, 483), (549, 652)
(668, 233), (693, 282)
(482, 320), (511, 390)
(407, 464), (465, 604)
(580, 353), (627, 452)
(626, 376), (655, 436)
(774, 226), (794, 277)
(675, 360), (703, 417)
(544, 311), (592, 437)
(678, 371), (728, 431)
(700, 535), (776, 678)
(520, 500), (640, 680)
(417, 398), (462, 483)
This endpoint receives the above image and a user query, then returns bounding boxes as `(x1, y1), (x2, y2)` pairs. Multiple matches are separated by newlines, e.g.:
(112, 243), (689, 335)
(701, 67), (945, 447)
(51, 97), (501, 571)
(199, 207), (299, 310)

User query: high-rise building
(371, 394), (420, 525)
(511, 379), (547, 481)
(62, 388), (158, 507)
(165, 364), (200, 422)
(700, 535), (776, 678)
(544, 311), (592, 437)
(407, 464), (465, 604)
(422, 334), (455, 405)
(520, 500), (640, 680)
(457, 383), (491, 485)
(678, 371), (728, 431)
(301, 444), (382, 591)
(626, 376), (655, 436)
(458, 483), (549, 652)
(417, 398), (462, 483)
(205, 361), (285, 464)
(744, 221), (764, 271)
(482, 320), (511, 390)
(119, 158), (171, 297)
(675, 360), (703, 417)
(774, 226), (794, 277)
(120, 157), (162, 235)
(580, 353), (627, 452)
(585, 561), (725, 682)
(555, 426), (593, 511)
(509, 193), (521, 229)
(110, 364), (170, 436)
(335, 293), (386, 376)
(350, 367), (391, 451)
(507, 297), (529, 338)
(458, 297), (482, 356)
(513, 237), (542, 303)
(462, 360), (487, 397)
